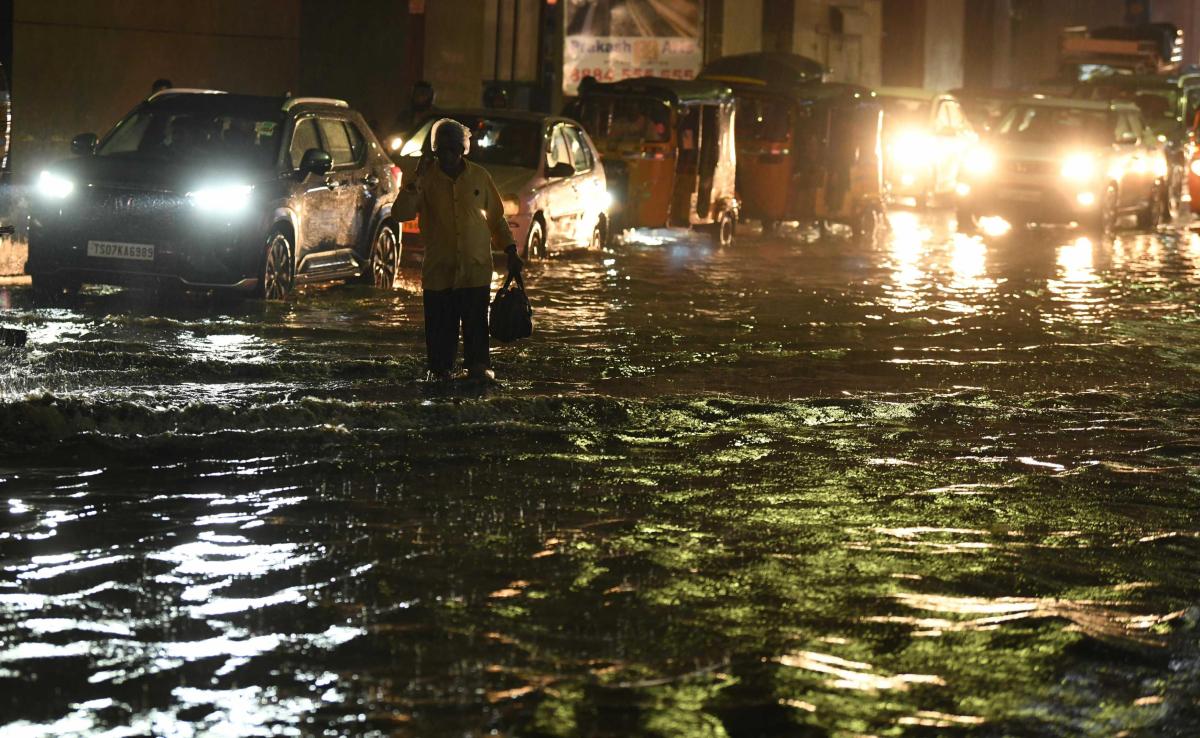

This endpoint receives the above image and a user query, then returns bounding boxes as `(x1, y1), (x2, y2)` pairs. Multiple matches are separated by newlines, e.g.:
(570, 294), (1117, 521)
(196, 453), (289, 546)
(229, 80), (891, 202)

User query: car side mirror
(300, 148), (333, 175)
(546, 161), (575, 179)
(71, 133), (97, 156)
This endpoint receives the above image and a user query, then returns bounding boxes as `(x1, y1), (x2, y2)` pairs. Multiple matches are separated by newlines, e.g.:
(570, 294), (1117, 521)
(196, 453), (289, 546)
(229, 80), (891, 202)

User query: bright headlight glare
(1151, 156), (1168, 179)
(502, 195), (520, 217)
(1061, 154), (1097, 181)
(964, 146), (995, 175)
(188, 184), (253, 213)
(892, 130), (933, 165)
(37, 170), (74, 199)
(594, 190), (614, 211)
(1191, 159), (1200, 177)
(388, 136), (403, 152)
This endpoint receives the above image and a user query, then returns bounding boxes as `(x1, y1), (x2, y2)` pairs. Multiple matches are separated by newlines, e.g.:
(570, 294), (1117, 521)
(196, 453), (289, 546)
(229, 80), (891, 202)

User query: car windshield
(736, 96), (792, 142)
(569, 97), (671, 144)
(880, 97), (928, 132)
(96, 104), (284, 167)
(1077, 83), (1180, 135)
(454, 116), (542, 169)
(996, 105), (1114, 144)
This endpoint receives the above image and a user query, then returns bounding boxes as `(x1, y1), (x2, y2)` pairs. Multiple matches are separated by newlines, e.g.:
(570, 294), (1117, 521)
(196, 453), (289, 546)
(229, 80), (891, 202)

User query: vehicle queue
(20, 44), (1197, 303)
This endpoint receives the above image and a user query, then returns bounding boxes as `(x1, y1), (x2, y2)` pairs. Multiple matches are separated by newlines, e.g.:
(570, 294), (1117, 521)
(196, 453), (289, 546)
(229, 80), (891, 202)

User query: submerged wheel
(30, 273), (80, 303)
(525, 218), (546, 260)
(589, 217), (606, 250)
(368, 222), (400, 288)
(853, 206), (882, 240)
(711, 210), (735, 247)
(1137, 185), (1168, 231)
(1084, 185), (1118, 238)
(260, 230), (294, 301)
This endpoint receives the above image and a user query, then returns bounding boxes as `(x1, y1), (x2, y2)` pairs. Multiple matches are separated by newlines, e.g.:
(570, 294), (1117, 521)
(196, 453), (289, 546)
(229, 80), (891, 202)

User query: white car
(393, 110), (611, 258)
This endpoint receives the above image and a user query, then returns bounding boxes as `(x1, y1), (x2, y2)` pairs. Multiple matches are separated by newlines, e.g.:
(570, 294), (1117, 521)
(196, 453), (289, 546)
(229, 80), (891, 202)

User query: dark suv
(27, 90), (402, 300)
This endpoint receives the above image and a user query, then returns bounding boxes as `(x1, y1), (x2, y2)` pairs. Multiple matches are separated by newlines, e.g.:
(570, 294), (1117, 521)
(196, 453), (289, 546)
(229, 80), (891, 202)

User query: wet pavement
(2, 211), (1200, 737)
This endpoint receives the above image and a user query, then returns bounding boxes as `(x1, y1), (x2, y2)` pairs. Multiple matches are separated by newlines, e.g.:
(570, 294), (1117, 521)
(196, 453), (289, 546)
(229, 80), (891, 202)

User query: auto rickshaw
(564, 77), (739, 246)
(701, 53), (885, 236)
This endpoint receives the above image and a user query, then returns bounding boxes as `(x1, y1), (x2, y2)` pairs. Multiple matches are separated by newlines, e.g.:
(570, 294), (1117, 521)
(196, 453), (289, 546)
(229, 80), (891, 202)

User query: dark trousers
(423, 286), (490, 373)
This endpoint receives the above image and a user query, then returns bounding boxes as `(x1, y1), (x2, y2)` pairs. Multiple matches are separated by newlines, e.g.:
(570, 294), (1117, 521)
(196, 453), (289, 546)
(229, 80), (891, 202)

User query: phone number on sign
(568, 68), (697, 83)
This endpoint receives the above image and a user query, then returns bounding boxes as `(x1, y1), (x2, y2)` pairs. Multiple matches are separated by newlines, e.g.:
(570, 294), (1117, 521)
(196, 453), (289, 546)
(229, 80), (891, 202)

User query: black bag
(489, 272), (533, 343)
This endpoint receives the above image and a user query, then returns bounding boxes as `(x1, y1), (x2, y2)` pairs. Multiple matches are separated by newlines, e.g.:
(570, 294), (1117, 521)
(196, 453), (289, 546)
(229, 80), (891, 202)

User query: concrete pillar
(722, 0), (763, 56)
(790, 0), (882, 86)
(424, 0), (487, 108)
(922, 0), (964, 90)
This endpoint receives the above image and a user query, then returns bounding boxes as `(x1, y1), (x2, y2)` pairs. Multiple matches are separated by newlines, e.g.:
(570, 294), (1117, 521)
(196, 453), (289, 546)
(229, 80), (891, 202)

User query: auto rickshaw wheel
(853, 207), (882, 241)
(712, 210), (735, 247)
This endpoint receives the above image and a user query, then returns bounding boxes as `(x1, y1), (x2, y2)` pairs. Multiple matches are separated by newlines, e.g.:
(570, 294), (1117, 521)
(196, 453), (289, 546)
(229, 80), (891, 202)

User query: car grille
(81, 186), (187, 241)
(1005, 159), (1057, 176)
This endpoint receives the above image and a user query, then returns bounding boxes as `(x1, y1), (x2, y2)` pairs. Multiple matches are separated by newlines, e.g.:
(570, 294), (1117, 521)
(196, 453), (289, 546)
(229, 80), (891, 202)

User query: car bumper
(26, 206), (267, 291)
(957, 180), (1102, 224)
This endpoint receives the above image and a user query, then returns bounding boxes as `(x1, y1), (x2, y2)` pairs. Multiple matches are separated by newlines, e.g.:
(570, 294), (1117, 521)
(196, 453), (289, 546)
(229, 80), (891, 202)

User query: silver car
(956, 97), (1168, 234)
(394, 110), (610, 258)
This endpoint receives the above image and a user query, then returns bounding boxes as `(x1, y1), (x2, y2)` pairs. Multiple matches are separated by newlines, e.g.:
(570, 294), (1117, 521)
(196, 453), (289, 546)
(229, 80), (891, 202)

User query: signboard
(563, 0), (703, 96)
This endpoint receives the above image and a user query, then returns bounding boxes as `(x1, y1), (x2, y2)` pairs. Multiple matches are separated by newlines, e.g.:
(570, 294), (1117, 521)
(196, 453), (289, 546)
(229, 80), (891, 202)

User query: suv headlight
(37, 171), (74, 199)
(1060, 154), (1097, 181)
(188, 184), (253, 214)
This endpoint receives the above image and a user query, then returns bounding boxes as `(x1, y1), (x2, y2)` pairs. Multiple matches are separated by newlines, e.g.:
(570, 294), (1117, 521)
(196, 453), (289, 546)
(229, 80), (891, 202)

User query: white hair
(430, 118), (471, 154)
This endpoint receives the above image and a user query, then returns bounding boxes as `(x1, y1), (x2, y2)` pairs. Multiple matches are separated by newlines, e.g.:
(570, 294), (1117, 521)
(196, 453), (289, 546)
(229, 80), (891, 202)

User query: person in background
(394, 118), (523, 382)
(393, 80), (437, 134)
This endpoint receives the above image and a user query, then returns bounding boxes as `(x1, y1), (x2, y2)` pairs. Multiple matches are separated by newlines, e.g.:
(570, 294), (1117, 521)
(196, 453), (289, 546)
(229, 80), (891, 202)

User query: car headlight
(388, 135), (404, 152)
(963, 146), (995, 176)
(188, 184), (253, 214)
(891, 130), (934, 167)
(1191, 159), (1200, 177)
(1060, 153), (1097, 181)
(502, 195), (520, 217)
(37, 170), (74, 199)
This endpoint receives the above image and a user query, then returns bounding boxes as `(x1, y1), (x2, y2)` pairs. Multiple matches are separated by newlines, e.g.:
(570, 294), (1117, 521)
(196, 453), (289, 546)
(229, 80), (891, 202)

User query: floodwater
(2, 212), (1200, 737)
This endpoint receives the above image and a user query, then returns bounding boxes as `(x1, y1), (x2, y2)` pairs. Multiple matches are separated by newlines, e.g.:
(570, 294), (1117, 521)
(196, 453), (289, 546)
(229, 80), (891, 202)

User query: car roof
(1015, 95), (1137, 112)
(145, 89), (353, 115)
(431, 108), (567, 125)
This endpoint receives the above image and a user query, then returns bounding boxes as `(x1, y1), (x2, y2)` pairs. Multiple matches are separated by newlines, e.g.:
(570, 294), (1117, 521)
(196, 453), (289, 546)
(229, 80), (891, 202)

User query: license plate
(87, 240), (155, 261)
(999, 188), (1041, 203)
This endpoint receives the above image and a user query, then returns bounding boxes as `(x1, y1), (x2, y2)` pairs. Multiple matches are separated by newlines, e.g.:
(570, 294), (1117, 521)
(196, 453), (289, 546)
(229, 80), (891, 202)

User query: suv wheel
(1085, 186), (1118, 238)
(260, 230), (294, 301)
(368, 222), (400, 289)
(30, 274), (80, 303)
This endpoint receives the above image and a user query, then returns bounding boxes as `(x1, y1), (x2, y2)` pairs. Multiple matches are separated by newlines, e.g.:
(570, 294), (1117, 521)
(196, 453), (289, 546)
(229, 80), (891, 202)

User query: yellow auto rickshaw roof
(578, 77), (734, 105)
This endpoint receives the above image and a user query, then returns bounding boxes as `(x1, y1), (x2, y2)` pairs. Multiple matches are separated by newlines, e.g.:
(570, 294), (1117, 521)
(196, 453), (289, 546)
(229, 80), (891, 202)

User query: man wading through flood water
(396, 118), (523, 382)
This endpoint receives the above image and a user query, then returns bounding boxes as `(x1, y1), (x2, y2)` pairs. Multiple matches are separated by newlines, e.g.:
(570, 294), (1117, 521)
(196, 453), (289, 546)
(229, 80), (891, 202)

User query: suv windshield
(996, 105), (1115, 144)
(97, 102), (284, 167)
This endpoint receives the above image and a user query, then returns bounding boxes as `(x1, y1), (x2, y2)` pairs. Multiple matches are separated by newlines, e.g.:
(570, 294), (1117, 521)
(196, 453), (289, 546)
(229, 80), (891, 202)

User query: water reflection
(2, 211), (1200, 735)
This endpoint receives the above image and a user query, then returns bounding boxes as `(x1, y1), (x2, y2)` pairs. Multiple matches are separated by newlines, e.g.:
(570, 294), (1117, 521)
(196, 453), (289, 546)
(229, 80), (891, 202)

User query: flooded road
(3, 212), (1200, 736)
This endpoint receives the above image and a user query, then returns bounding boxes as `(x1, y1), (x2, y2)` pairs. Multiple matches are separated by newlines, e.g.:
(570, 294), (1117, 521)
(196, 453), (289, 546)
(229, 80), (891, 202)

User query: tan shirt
(395, 160), (514, 291)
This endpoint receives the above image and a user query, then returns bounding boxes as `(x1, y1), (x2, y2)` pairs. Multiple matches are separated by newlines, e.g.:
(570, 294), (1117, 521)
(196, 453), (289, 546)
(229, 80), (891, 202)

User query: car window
(546, 126), (571, 169)
(289, 117), (322, 168)
(564, 125), (592, 173)
(318, 118), (354, 167)
(345, 121), (367, 163)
